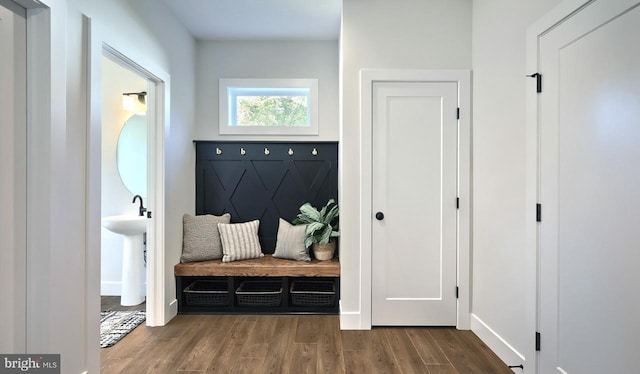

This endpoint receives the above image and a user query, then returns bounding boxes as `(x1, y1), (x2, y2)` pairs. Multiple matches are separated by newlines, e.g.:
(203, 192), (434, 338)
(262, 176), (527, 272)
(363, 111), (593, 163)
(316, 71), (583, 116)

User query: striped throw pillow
(218, 220), (264, 263)
(273, 218), (310, 261)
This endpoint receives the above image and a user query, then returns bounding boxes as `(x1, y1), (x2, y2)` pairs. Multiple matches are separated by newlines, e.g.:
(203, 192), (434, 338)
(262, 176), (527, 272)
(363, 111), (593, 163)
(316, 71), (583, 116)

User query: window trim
(219, 78), (319, 136)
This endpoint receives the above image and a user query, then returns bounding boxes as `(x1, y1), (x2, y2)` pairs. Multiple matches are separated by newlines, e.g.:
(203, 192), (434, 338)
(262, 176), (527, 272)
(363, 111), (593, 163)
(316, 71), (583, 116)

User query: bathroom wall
(195, 40), (339, 141)
(101, 56), (147, 295)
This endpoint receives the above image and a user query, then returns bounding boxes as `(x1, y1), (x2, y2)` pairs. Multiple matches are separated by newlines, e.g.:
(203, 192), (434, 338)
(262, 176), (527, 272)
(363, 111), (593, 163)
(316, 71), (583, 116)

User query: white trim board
(471, 314), (525, 372)
(346, 69), (471, 330)
(1, 0), (27, 353)
(339, 301), (362, 329)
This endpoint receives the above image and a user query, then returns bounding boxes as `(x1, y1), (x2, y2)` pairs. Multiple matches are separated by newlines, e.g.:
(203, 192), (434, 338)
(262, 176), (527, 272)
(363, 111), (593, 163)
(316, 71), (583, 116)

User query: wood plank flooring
(101, 314), (511, 374)
(101, 296), (146, 312)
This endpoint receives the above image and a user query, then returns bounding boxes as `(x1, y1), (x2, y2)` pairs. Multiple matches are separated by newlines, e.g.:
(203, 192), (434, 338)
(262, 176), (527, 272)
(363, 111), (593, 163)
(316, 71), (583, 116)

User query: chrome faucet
(132, 195), (146, 216)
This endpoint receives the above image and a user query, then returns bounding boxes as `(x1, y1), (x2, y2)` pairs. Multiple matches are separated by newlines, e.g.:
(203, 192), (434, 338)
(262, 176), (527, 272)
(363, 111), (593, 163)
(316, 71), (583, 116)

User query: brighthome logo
(0, 355), (59, 373)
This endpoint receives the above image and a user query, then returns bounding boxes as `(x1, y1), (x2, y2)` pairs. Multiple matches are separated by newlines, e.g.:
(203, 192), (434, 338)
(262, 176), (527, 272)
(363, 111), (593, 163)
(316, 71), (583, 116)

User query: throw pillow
(218, 220), (264, 263)
(273, 218), (310, 261)
(180, 213), (231, 263)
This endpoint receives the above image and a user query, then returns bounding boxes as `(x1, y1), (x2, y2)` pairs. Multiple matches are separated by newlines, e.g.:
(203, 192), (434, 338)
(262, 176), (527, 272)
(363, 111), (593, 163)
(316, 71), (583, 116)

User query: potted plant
(293, 199), (340, 260)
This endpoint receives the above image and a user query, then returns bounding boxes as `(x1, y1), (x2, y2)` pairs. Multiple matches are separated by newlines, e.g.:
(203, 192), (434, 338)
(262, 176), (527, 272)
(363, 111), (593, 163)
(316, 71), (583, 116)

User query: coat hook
(312, 148), (318, 156)
(264, 147), (270, 155)
(240, 147), (246, 155)
(288, 148), (294, 156)
(216, 147), (222, 155)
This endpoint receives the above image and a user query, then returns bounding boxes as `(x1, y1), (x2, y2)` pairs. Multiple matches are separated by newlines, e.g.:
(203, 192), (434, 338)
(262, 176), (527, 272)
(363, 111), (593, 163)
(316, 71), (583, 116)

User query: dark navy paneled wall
(195, 141), (338, 254)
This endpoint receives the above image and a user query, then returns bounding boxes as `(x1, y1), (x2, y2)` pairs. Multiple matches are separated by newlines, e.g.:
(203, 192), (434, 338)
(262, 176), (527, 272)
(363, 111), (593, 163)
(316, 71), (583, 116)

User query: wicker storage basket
(290, 281), (336, 307)
(236, 281), (282, 307)
(183, 280), (229, 306)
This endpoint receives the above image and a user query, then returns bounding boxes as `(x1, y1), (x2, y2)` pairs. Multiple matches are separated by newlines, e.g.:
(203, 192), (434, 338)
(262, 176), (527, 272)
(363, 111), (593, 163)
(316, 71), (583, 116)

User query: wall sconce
(122, 91), (147, 111)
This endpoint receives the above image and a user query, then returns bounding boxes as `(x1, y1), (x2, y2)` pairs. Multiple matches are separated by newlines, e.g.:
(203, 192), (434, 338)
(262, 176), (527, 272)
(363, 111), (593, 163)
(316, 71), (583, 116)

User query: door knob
(375, 212), (384, 221)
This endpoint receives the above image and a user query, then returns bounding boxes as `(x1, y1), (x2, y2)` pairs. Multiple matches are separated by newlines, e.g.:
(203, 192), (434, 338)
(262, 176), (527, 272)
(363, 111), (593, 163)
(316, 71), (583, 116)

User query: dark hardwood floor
(100, 314), (511, 373)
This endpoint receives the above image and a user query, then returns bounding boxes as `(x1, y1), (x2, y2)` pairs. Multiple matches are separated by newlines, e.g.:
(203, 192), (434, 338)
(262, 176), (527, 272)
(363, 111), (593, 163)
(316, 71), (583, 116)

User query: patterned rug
(100, 311), (146, 348)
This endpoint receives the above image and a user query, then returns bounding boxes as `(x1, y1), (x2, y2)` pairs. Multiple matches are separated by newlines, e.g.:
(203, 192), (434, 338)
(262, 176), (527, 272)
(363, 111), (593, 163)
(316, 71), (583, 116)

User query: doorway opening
(92, 43), (167, 327)
(100, 53), (148, 313)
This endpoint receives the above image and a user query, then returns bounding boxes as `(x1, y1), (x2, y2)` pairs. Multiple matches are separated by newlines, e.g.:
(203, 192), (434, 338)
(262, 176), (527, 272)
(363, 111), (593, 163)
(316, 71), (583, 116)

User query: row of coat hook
(215, 147), (319, 156)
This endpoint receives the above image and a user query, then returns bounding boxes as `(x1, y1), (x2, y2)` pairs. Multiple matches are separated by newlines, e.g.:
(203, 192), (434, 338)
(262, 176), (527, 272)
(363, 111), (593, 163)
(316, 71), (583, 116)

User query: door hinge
(456, 197), (460, 209)
(456, 286), (459, 299)
(527, 73), (542, 93)
(535, 332), (541, 351)
(456, 107), (460, 119)
(536, 203), (542, 222)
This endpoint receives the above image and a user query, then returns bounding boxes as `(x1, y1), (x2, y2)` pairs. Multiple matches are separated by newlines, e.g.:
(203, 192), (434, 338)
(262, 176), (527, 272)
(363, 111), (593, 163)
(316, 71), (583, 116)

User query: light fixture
(122, 91), (147, 111)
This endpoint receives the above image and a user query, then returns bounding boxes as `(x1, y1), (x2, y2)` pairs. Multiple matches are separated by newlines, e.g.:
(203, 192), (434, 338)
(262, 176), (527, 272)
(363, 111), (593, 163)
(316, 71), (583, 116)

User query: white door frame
(359, 69), (471, 330)
(87, 18), (169, 328)
(0, 0), (27, 353)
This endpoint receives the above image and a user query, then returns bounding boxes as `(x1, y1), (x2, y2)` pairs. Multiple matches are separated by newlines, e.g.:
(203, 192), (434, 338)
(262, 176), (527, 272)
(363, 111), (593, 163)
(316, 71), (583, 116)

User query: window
(219, 79), (319, 135)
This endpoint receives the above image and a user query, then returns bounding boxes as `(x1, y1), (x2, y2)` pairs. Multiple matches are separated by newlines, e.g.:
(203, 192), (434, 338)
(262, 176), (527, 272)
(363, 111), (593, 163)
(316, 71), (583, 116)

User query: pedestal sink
(102, 214), (148, 306)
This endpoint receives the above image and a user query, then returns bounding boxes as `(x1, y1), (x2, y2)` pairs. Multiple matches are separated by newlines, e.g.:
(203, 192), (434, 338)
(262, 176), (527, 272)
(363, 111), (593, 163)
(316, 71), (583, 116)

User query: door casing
(87, 21), (170, 328)
(357, 69), (471, 330)
(0, 0), (27, 353)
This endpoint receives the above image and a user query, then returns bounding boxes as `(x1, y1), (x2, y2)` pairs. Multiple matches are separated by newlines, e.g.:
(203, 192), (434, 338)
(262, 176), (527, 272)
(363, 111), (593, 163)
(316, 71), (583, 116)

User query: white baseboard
(470, 313), (526, 372)
(340, 301), (367, 330)
(100, 281), (121, 296)
(167, 298), (178, 324)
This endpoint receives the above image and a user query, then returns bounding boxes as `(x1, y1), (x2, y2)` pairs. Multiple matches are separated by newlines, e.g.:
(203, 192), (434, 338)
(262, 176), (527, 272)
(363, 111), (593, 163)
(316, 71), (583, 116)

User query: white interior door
(372, 81), (458, 326)
(538, 1), (640, 372)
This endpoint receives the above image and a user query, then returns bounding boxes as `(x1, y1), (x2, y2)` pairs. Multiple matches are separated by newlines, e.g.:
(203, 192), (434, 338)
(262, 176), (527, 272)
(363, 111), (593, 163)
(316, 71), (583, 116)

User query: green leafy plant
(293, 199), (340, 248)
(237, 95), (309, 127)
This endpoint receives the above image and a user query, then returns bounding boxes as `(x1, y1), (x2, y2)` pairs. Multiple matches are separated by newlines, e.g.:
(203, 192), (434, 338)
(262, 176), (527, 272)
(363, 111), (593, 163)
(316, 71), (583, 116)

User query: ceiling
(159, 0), (342, 41)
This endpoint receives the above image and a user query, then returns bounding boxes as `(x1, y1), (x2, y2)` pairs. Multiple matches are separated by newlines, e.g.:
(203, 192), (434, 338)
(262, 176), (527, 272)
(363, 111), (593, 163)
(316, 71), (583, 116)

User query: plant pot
(312, 241), (336, 261)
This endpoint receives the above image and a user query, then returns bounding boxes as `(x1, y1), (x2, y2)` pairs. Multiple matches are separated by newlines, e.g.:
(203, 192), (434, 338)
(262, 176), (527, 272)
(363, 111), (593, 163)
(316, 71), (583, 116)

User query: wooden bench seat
(174, 254), (340, 277)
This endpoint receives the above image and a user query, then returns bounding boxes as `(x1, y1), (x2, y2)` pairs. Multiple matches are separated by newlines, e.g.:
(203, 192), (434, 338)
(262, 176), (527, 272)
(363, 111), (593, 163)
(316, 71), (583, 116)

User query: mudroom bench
(178, 141), (340, 315)
(174, 255), (340, 314)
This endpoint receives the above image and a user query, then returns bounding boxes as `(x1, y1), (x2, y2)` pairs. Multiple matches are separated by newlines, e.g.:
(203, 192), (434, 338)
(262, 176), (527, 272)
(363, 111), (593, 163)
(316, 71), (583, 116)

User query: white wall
(340, 0), (472, 328)
(0, 3), (26, 353)
(196, 40), (339, 141)
(127, 0), (197, 320)
(100, 56), (147, 295)
(15, 0), (584, 371)
(471, 0), (562, 368)
(22, 0), (195, 372)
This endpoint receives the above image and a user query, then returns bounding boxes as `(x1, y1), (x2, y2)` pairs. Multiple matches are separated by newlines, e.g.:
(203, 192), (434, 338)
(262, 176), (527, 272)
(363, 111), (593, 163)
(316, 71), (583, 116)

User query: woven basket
(290, 281), (336, 307)
(312, 241), (336, 261)
(183, 280), (229, 306)
(235, 281), (282, 307)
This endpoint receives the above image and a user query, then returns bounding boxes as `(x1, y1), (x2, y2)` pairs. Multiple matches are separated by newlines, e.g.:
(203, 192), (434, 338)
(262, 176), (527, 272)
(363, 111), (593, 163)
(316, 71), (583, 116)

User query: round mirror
(117, 114), (147, 196)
